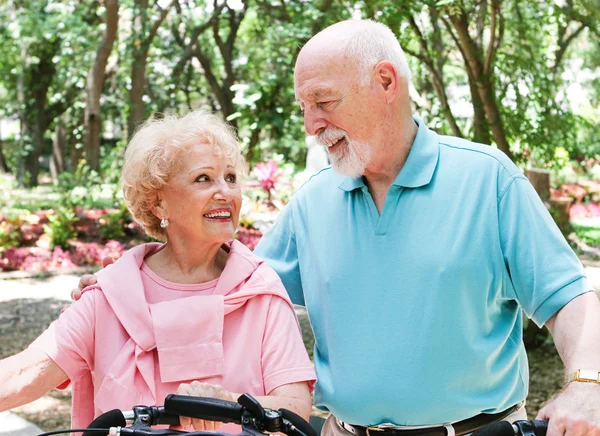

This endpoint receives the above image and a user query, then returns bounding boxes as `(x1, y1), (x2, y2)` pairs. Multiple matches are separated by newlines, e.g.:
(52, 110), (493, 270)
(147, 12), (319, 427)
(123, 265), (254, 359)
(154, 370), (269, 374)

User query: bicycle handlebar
(470, 419), (548, 436)
(164, 394), (243, 424)
(41, 394), (548, 436)
(69, 393), (317, 436)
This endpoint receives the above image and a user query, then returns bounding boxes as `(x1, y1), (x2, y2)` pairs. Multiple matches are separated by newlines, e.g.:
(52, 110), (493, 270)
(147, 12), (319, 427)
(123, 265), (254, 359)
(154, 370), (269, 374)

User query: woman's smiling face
(158, 142), (242, 245)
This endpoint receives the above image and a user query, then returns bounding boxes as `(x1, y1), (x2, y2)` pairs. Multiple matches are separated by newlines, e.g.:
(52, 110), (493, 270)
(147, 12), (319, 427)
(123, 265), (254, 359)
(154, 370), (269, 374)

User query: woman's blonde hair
(121, 109), (246, 240)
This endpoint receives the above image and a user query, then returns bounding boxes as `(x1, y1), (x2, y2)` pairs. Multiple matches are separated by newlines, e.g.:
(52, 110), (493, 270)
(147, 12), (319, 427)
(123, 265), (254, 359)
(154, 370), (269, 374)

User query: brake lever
(238, 394), (266, 422)
(120, 406), (185, 435)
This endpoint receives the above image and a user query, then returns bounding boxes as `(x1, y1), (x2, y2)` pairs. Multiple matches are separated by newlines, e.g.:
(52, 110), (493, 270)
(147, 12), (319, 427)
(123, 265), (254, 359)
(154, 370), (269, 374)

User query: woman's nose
(213, 180), (234, 201)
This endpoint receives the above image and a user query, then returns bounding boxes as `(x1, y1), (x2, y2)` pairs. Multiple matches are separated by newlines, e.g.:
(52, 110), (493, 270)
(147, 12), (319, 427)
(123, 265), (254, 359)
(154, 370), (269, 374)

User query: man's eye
(317, 101), (333, 109)
(195, 175), (210, 182)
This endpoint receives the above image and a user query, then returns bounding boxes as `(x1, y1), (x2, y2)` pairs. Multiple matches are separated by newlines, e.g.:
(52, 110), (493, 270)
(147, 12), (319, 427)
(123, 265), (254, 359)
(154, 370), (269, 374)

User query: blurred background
(0, 1), (600, 432)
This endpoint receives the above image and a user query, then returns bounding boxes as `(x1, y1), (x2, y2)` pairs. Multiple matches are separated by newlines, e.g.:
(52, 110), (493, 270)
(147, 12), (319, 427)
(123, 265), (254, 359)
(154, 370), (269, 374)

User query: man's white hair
(340, 20), (411, 84)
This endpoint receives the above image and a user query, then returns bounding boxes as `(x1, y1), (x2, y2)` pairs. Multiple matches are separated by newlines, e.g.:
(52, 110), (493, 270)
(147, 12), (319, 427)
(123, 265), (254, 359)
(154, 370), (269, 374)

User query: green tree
(84, 0), (119, 171)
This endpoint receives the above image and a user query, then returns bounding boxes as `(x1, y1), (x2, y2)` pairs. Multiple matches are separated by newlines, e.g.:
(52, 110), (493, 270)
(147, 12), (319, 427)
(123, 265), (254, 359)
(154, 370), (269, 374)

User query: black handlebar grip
(279, 408), (318, 436)
(513, 420), (548, 436)
(164, 394), (243, 423)
(470, 420), (515, 436)
(83, 409), (127, 436)
(530, 420), (548, 436)
(154, 406), (181, 426)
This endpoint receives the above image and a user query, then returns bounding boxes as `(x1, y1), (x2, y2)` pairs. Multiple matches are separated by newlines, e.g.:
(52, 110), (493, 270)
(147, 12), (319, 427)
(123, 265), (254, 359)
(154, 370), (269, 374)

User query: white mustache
(317, 127), (348, 147)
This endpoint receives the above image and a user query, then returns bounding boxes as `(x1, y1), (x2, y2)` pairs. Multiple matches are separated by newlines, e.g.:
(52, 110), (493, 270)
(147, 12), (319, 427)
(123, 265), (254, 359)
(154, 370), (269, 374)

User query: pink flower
(51, 247), (76, 269)
(248, 160), (284, 194)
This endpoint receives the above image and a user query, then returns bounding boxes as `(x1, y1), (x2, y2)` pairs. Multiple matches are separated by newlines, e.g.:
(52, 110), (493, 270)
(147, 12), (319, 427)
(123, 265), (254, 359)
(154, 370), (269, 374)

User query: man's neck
(362, 117), (418, 213)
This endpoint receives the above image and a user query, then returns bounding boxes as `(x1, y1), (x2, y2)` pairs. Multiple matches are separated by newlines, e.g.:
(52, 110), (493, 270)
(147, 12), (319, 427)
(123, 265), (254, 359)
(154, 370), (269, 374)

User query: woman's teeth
(204, 211), (231, 218)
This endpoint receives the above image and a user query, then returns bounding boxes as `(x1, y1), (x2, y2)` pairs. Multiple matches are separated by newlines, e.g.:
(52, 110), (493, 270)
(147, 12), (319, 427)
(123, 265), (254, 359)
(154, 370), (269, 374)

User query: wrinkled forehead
(174, 141), (239, 172)
(295, 83), (339, 104)
(294, 50), (354, 102)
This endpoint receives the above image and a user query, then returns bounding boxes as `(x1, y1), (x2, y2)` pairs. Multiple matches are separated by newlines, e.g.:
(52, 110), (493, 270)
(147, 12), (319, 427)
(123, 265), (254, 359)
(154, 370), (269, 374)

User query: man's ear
(374, 61), (400, 104)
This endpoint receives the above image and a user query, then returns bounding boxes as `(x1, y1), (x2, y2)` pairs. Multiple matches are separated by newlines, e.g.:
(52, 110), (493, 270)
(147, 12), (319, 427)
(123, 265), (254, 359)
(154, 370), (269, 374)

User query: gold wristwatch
(567, 369), (600, 384)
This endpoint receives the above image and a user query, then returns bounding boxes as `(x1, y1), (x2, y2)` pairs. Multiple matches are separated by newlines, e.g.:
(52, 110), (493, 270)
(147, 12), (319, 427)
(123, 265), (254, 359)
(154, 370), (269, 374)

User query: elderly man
(75, 19), (599, 436)
(254, 19), (600, 436)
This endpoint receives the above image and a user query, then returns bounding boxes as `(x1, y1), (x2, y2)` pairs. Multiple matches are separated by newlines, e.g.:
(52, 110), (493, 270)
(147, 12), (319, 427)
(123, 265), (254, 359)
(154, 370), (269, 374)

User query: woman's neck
(144, 240), (228, 284)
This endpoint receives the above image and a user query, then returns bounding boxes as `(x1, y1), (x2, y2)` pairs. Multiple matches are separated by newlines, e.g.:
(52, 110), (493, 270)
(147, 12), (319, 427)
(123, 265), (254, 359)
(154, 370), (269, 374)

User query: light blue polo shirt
(254, 118), (591, 426)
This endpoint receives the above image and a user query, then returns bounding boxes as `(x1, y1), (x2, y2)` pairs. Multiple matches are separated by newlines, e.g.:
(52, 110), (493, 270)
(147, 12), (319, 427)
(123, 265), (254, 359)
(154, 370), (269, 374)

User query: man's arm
(537, 291), (600, 436)
(0, 347), (68, 412)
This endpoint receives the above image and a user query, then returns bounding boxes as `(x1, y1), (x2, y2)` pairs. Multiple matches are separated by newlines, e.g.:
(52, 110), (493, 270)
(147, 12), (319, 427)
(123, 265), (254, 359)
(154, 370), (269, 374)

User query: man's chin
(331, 161), (365, 178)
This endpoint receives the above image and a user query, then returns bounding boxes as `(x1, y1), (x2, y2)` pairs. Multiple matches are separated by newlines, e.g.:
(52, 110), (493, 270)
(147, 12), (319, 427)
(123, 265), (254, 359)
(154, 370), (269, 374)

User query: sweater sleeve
(261, 296), (316, 394)
(29, 287), (97, 385)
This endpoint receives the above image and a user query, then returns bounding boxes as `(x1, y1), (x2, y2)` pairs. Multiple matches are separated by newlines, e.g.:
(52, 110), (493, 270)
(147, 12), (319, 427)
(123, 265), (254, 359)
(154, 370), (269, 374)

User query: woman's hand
(175, 381), (236, 431)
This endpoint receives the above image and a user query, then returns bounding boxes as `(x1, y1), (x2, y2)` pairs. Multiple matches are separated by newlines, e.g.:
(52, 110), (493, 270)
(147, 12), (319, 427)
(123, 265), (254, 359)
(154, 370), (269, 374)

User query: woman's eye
(195, 174), (210, 183)
(226, 174), (237, 183)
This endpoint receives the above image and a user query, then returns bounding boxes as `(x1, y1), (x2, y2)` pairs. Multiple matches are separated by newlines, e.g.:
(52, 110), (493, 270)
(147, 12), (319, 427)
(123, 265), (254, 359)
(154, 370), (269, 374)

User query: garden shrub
(99, 211), (126, 242)
(43, 207), (78, 250)
(0, 220), (22, 250)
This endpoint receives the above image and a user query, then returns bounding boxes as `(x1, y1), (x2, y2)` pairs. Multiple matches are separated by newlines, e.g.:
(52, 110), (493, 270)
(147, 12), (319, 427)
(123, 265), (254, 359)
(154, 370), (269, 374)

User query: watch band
(567, 369), (600, 384)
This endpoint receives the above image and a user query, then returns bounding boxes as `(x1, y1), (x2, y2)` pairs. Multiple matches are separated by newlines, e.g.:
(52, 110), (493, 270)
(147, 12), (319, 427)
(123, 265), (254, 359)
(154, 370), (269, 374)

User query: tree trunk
(427, 66), (463, 138)
(128, 51), (148, 138)
(525, 168), (550, 202)
(0, 144), (8, 173)
(22, 112), (48, 187)
(467, 76), (491, 144)
(406, 11), (464, 139)
(51, 116), (68, 182)
(0, 123), (10, 173)
(448, 11), (513, 160)
(246, 127), (261, 162)
(16, 40), (27, 182)
(20, 74), (52, 187)
(127, 0), (174, 139)
(18, 37), (59, 187)
(84, 0), (119, 171)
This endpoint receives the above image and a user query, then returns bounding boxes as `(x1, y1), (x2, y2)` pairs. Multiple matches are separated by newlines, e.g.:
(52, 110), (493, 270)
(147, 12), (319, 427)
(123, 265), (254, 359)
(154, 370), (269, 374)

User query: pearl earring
(160, 218), (169, 228)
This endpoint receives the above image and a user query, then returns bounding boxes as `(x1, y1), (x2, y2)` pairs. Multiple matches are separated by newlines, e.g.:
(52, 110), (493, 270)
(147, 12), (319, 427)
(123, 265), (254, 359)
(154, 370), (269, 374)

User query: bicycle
(35, 393), (548, 436)
(35, 393), (317, 436)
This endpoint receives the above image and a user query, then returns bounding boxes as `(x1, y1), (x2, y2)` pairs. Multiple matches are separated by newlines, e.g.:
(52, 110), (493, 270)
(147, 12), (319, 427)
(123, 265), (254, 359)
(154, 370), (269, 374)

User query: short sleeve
(499, 177), (592, 326)
(255, 203), (305, 306)
(29, 288), (97, 384)
(260, 296), (316, 394)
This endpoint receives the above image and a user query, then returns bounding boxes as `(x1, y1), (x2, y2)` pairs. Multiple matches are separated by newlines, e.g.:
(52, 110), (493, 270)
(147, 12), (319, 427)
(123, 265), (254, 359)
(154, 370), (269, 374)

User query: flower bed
(0, 207), (267, 273)
(0, 207), (137, 272)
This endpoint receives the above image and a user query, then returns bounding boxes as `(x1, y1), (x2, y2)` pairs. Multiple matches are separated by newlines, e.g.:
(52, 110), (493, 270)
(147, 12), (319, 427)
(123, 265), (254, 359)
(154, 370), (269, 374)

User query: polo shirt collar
(338, 116), (439, 191)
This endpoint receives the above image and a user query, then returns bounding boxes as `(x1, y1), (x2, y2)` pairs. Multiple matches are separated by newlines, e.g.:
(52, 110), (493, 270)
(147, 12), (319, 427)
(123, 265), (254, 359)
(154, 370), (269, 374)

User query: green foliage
(43, 206), (77, 249)
(0, 216), (22, 250)
(56, 160), (109, 209)
(573, 224), (600, 247)
(98, 207), (128, 242)
(0, 0), (599, 182)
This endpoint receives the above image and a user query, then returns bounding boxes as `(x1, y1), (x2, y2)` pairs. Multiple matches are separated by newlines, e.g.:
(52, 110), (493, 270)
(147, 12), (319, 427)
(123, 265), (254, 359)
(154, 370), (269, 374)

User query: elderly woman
(0, 110), (316, 432)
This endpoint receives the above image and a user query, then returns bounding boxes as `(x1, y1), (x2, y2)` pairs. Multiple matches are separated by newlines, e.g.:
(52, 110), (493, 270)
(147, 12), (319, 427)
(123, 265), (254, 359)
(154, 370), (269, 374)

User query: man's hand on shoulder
(69, 256), (115, 301)
(537, 381), (600, 436)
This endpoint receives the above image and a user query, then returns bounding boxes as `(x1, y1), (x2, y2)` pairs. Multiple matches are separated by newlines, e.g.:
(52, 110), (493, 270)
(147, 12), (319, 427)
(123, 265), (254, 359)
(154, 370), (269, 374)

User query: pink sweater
(32, 241), (316, 430)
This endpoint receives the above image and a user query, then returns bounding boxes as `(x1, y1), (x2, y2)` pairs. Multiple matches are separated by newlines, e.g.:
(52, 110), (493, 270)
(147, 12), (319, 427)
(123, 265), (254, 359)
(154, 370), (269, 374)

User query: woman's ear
(151, 193), (167, 220)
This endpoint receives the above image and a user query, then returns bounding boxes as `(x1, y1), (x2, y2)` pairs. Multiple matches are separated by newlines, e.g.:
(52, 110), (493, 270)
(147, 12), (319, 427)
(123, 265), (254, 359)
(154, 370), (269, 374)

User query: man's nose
(303, 108), (327, 136)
